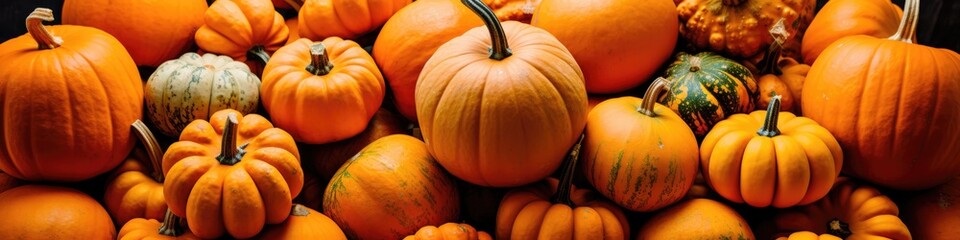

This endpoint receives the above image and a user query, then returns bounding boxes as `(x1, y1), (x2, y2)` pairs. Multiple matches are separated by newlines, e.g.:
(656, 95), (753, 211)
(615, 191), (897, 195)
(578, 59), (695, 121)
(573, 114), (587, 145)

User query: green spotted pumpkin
(658, 52), (758, 138)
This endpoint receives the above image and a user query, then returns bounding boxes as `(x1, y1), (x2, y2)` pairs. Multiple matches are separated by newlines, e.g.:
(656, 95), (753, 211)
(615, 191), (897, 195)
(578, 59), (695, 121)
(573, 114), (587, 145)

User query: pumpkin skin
(0, 185), (116, 239)
(145, 52), (261, 137)
(637, 198), (755, 240)
(801, 0), (960, 190)
(0, 8), (143, 182)
(756, 57), (809, 113)
(163, 109), (303, 239)
(775, 231), (841, 240)
(118, 210), (199, 240)
(195, 0), (289, 70)
(62, 0), (207, 67)
(285, 17), (300, 45)
(801, 0), (902, 65)
(677, 0), (814, 59)
(773, 178), (911, 239)
(497, 178), (630, 240)
(902, 177), (960, 240)
(303, 108), (407, 183)
(582, 78), (699, 212)
(658, 52), (758, 138)
(257, 204), (348, 240)
(298, 0), (411, 40)
(532, 0), (678, 93)
(104, 121), (169, 226)
(404, 222), (493, 240)
(323, 134), (460, 239)
(416, 0), (588, 187)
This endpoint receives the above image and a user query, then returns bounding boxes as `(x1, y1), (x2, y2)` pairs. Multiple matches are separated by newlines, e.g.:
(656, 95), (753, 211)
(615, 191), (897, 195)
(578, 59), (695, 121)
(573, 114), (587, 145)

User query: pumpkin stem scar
(248, 45), (271, 65)
(290, 204), (310, 216)
(827, 218), (852, 239)
(132, 120), (167, 182)
(552, 134), (584, 206)
(462, 0), (512, 60)
(638, 77), (672, 116)
(756, 95), (782, 137)
(689, 56), (701, 72)
(157, 209), (188, 236)
(25, 8), (63, 50)
(307, 43), (334, 76)
(217, 113), (244, 165)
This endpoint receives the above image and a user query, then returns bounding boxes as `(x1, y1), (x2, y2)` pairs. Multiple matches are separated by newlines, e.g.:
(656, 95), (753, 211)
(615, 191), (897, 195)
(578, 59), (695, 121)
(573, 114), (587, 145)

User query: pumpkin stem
(25, 8), (62, 50)
(760, 19), (791, 75)
(217, 113), (244, 165)
(158, 209), (188, 236)
(827, 219), (852, 239)
(462, 0), (512, 60)
(283, 0), (304, 11)
(551, 134), (585, 206)
(307, 43), (334, 76)
(888, 0), (918, 43)
(756, 95), (782, 137)
(248, 45), (271, 65)
(638, 77), (672, 117)
(689, 55), (701, 72)
(290, 204), (310, 217)
(132, 120), (166, 182)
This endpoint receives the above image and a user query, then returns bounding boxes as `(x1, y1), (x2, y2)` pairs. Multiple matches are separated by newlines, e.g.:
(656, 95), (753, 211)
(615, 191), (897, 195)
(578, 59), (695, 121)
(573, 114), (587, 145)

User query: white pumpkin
(145, 52), (261, 137)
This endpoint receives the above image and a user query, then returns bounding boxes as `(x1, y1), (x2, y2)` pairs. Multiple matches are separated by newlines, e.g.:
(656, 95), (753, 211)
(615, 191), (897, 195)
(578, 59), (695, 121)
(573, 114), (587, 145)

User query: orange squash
(902, 177), (960, 240)
(773, 178), (911, 239)
(416, 0), (587, 187)
(257, 204), (348, 239)
(163, 109), (303, 239)
(677, 0), (815, 59)
(104, 121), (168, 226)
(801, 0), (960, 190)
(118, 210), (200, 240)
(0, 8), (143, 182)
(0, 185), (116, 239)
(298, 0), (411, 40)
(775, 231), (841, 240)
(195, 0), (289, 71)
(285, 17), (300, 45)
(637, 198), (755, 239)
(405, 222), (493, 240)
(801, 0), (903, 64)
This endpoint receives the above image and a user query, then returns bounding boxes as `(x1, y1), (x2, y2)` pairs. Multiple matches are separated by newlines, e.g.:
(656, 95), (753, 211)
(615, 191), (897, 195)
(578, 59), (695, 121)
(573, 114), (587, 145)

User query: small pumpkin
(145, 52), (261, 137)
(323, 134), (460, 239)
(582, 78), (699, 212)
(0, 185), (116, 239)
(775, 232), (842, 240)
(496, 136), (631, 240)
(0, 8), (143, 182)
(302, 108), (407, 183)
(416, 0), (588, 187)
(118, 209), (199, 240)
(801, 0), (960, 190)
(298, 0), (411, 40)
(405, 222), (493, 240)
(752, 20), (810, 113)
(195, 0), (289, 72)
(261, 37), (386, 144)
(902, 177), (960, 240)
(801, 0), (903, 64)
(773, 178), (912, 239)
(676, 0), (815, 59)
(637, 198), (755, 239)
(257, 204), (348, 240)
(658, 51), (758, 138)
(163, 109), (303, 239)
(104, 121), (168, 226)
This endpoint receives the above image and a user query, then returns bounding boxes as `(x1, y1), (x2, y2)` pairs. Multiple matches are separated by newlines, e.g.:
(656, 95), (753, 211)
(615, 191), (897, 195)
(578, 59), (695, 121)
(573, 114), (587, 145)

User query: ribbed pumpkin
(62, 0), (207, 67)
(298, 0), (411, 40)
(801, 0), (903, 64)
(801, 0), (960, 190)
(902, 177), (960, 240)
(0, 8), (143, 182)
(637, 198), (755, 239)
(582, 78), (699, 212)
(145, 52), (261, 137)
(0, 185), (116, 239)
(163, 109), (303, 239)
(257, 204), (347, 240)
(118, 210), (199, 240)
(658, 52), (758, 138)
(773, 178), (911, 239)
(775, 232), (841, 240)
(104, 121), (168, 226)
(405, 223), (493, 240)
(677, 0), (815, 59)
(323, 134), (459, 239)
(195, 0), (289, 71)
(416, 0), (588, 187)
(532, 0), (677, 93)
(302, 108), (407, 183)
(285, 17), (300, 45)
(496, 137), (630, 240)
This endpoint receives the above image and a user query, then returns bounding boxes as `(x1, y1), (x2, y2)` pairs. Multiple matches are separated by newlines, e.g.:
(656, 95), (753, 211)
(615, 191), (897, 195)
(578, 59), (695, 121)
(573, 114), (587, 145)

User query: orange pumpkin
(163, 109), (303, 239)
(637, 198), (755, 239)
(298, 0), (411, 40)
(773, 178), (911, 239)
(257, 204), (348, 239)
(62, 0), (207, 67)
(753, 20), (810, 113)
(801, 0), (903, 64)
(677, 0), (815, 59)
(104, 120), (168, 225)
(118, 210), (200, 240)
(416, 0), (588, 187)
(532, 0), (677, 93)
(582, 78), (699, 212)
(801, 0), (960, 190)
(195, 0), (289, 70)
(0, 185), (116, 239)
(323, 134), (460, 239)
(302, 108), (407, 182)
(775, 232), (842, 240)
(902, 177), (960, 240)
(0, 8), (143, 182)
(261, 37), (386, 144)
(285, 17), (300, 45)
(405, 222), (493, 240)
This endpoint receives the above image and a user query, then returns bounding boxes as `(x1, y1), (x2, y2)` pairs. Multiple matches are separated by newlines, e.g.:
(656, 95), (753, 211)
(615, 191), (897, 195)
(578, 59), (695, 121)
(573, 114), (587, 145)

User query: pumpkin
(0, 185), (115, 239)
(118, 209), (199, 240)
(104, 120), (169, 226)
(285, 17), (300, 45)
(496, 137), (630, 239)
(902, 177), (960, 240)
(145, 52), (261, 137)
(163, 109), (303, 239)
(637, 198), (755, 239)
(700, 96), (843, 208)
(773, 178), (911, 239)
(801, 0), (903, 64)
(302, 108), (407, 182)
(532, 0), (677, 93)
(0, 8), (143, 182)
(753, 20), (810, 113)
(582, 77), (699, 212)
(416, 0), (588, 187)
(62, 0), (207, 67)
(801, 0), (960, 190)
(658, 52), (758, 138)
(676, 0), (815, 59)
(195, 0), (289, 71)
(261, 37), (386, 144)
(323, 134), (459, 239)
(775, 232), (842, 240)
(257, 204), (348, 239)
(298, 0), (411, 40)
(405, 222), (493, 240)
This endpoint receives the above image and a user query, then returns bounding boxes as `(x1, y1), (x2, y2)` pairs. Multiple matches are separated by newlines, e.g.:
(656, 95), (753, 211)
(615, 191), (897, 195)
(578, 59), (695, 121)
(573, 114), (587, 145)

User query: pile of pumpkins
(0, 0), (958, 239)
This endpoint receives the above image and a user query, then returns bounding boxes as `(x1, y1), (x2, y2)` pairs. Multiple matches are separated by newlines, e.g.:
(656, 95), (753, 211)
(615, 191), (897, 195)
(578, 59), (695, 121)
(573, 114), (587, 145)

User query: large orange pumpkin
(104, 121), (168, 226)
(0, 8), (143, 182)
(163, 109), (303, 239)
(195, 0), (289, 70)
(405, 222), (493, 240)
(532, 0), (677, 93)
(118, 209), (200, 240)
(416, 0), (588, 187)
(637, 198), (755, 239)
(801, 0), (903, 64)
(261, 37), (386, 144)
(257, 204), (348, 239)
(0, 185), (116, 239)
(62, 0), (207, 67)
(801, 0), (960, 190)
(298, 0), (411, 40)
(773, 178), (911, 239)
(775, 232), (841, 240)
(902, 177), (960, 240)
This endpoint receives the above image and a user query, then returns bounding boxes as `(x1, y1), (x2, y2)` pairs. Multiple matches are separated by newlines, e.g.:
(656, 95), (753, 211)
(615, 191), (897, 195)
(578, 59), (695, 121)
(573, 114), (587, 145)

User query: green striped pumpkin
(144, 52), (260, 137)
(658, 52), (758, 138)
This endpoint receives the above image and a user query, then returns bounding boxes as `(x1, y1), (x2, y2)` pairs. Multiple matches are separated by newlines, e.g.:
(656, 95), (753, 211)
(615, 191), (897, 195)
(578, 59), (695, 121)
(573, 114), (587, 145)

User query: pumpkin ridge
(72, 48), (120, 176)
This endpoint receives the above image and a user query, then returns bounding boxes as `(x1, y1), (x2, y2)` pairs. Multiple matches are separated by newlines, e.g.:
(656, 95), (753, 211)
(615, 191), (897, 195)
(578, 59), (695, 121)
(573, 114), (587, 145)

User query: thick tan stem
(25, 8), (62, 50)
(290, 204), (310, 217)
(158, 209), (187, 236)
(637, 77), (672, 117)
(217, 114), (243, 165)
(888, 0), (919, 43)
(307, 43), (334, 76)
(131, 120), (166, 182)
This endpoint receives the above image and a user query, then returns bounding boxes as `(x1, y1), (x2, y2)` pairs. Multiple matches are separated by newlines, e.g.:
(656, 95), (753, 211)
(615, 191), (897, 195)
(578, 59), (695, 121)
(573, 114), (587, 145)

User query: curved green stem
(756, 95), (782, 137)
(158, 209), (187, 236)
(132, 120), (166, 182)
(217, 113), (243, 165)
(888, 0), (918, 43)
(551, 134), (584, 206)
(307, 43), (333, 76)
(462, 0), (512, 60)
(25, 8), (61, 50)
(248, 46), (271, 65)
(637, 77), (672, 117)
